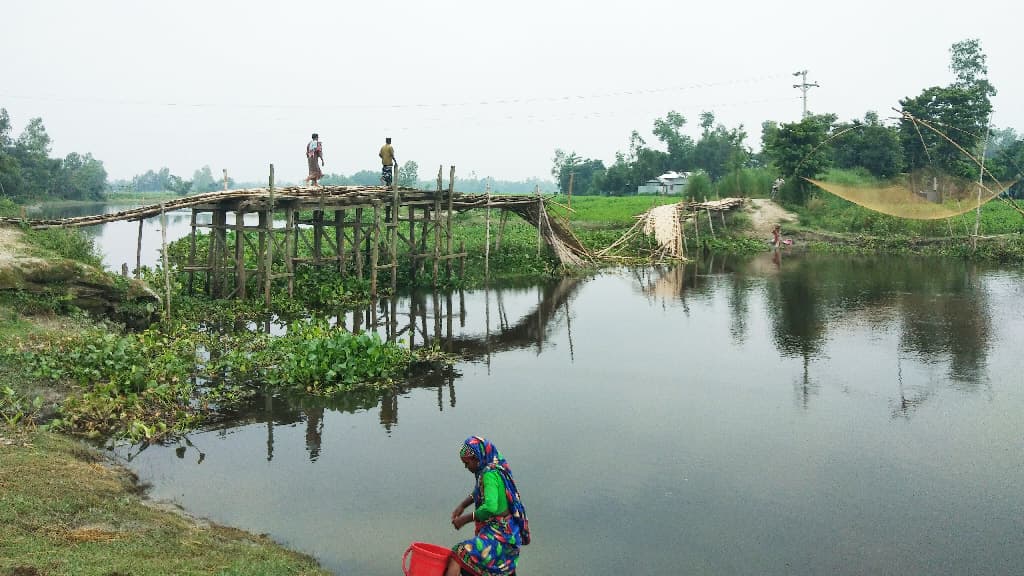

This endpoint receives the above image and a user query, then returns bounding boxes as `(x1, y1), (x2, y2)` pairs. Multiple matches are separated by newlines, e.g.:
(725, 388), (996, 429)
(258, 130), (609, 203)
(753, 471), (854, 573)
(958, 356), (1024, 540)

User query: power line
(0, 73), (789, 112)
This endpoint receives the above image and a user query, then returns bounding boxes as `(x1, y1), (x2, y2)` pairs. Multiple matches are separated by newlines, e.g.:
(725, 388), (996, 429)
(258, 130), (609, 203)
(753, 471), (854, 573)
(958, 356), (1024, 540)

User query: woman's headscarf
(460, 436), (531, 545)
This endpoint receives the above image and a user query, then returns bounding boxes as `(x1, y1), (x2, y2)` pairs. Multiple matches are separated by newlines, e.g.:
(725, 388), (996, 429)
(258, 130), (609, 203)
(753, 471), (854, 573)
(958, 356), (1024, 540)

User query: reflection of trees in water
(763, 255), (993, 413)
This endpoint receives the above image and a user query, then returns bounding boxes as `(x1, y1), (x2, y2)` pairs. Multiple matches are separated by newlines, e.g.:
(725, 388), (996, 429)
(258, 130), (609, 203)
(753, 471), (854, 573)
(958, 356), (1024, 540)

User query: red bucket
(402, 542), (452, 576)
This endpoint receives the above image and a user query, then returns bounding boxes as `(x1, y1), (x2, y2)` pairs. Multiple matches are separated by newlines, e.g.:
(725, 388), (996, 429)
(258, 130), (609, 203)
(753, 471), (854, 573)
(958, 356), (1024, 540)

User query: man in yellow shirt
(379, 137), (396, 187)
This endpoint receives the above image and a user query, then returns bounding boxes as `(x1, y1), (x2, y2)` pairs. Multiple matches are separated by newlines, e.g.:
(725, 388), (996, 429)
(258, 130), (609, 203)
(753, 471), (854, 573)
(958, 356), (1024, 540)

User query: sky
(2, 0), (1022, 185)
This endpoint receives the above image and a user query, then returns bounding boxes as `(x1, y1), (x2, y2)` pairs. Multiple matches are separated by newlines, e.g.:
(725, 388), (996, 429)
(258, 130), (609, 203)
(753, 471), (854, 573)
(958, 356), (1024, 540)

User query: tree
(553, 153), (605, 196)
(761, 114), (836, 204)
(652, 111), (695, 170)
(899, 39), (996, 178)
(598, 153), (635, 196)
(57, 152), (107, 200)
(397, 160), (419, 187)
(831, 111), (904, 179)
(166, 175), (193, 195)
(191, 165), (217, 193)
(692, 113), (749, 182)
(11, 117), (60, 199)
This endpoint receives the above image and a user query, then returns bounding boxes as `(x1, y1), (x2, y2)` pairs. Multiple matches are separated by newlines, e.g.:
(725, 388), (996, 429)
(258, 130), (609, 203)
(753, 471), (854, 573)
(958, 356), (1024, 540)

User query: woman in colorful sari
(446, 436), (530, 576)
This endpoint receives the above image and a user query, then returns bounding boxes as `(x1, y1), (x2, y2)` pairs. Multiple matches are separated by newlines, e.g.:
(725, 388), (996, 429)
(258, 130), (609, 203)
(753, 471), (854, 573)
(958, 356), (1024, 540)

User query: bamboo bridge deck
(0, 181), (591, 301)
(0, 174), (747, 304)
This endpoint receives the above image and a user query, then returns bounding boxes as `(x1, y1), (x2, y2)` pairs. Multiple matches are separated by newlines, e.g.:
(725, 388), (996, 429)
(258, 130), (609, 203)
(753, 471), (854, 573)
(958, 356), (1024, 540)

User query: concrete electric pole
(792, 70), (820, 118)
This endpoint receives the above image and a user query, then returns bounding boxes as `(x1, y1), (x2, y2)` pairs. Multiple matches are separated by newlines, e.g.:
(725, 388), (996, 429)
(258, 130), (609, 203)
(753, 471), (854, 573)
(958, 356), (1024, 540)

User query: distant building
(637, 171), (691, 195)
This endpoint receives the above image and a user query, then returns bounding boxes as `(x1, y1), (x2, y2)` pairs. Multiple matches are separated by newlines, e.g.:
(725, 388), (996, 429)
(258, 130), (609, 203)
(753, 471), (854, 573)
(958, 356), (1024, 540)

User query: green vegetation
(0, 431), (330, 576)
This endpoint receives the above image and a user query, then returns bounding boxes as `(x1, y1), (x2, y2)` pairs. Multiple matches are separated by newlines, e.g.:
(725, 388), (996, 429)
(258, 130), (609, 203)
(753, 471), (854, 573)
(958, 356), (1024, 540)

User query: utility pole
(792, 70), (820, 118)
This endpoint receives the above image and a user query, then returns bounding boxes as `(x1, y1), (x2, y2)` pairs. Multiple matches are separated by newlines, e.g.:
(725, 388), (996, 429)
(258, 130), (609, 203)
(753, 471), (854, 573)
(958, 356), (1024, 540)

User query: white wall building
(637, 171), (691, 195)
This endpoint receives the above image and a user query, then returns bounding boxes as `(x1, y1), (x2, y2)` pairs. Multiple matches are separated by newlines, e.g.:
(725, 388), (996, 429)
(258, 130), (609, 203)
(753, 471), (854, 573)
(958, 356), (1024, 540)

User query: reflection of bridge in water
(178, 277), (586, 462)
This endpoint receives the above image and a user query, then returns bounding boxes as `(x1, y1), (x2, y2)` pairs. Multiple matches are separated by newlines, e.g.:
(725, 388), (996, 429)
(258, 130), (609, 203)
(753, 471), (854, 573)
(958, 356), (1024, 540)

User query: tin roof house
(637, 171), (691, 195)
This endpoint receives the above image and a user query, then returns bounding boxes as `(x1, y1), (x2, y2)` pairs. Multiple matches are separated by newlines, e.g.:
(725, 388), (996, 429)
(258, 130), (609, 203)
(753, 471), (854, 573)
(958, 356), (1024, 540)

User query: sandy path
(746, 198), (798, 238)
(0, 226), (27, 264)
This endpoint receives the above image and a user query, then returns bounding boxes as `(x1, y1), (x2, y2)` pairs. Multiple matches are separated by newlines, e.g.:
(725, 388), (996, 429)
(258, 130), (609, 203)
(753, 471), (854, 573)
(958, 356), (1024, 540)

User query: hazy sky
(3, 0), (1021, 185)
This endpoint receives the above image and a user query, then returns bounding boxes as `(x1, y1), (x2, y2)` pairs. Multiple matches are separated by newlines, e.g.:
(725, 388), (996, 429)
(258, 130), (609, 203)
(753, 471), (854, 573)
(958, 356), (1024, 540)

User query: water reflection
(108, 256), (1024, 576)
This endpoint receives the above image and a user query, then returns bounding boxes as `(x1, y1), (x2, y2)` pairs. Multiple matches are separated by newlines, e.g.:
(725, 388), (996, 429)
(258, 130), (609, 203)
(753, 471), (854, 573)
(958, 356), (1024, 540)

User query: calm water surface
(42, 204), (1024, 575)
(111, 257), (1024, 576)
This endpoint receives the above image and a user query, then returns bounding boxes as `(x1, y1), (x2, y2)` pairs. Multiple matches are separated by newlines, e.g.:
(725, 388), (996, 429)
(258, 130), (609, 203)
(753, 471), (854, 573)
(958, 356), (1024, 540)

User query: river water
(44, 204), (1024, 575)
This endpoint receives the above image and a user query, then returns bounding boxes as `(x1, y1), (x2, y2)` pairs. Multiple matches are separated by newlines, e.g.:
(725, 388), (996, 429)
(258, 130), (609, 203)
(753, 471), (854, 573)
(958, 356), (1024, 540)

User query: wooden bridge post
(136, 219), (143, 279)
(265, 164), (275, 307)
(187, 209), (198, 294)
(432, 172), (442, 287)
(354, 207), (364, 281)
(210, 209), (228, 298)
(258, 210), (267, 297)
(286, 206), (295, 297)
(459, 239), (466, 283)
(390, 183), (399, 296)
(160, 204), (171, 318)
(313, 209), (323, 265)
(370, 201), (380, 299)
(336, 209), (346, 276)
(446, 166), (455, 280)
(485, 181), (492, 280)
(407, 190), (416, 284)
(235, 210), (246, 299)
(535, 185), (542, 257)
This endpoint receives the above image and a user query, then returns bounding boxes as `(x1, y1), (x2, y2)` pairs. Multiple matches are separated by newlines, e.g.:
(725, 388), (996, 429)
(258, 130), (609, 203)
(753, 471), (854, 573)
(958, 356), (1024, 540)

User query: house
(637, 171), (691, 195)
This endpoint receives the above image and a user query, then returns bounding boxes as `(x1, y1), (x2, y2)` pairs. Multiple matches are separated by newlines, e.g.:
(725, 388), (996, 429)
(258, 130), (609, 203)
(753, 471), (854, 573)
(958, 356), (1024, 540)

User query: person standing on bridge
(379, 137), (396, 187)
(305, 133), (324, 186)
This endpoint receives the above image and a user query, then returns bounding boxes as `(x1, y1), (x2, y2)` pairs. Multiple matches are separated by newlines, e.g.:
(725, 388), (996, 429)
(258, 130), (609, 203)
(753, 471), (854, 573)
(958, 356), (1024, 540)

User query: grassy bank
(0, 430), (330, 576)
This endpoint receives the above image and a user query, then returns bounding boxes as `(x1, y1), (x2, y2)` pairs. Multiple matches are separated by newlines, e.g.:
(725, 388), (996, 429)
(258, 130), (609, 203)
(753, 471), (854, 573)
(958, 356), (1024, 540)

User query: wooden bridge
(0, 173), (591, 301)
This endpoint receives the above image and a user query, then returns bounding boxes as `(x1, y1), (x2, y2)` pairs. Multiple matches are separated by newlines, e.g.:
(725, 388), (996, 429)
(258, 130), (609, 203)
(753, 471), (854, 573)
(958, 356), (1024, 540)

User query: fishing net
(807, 169), (1013, 220)
(805, 112), (1017, 220)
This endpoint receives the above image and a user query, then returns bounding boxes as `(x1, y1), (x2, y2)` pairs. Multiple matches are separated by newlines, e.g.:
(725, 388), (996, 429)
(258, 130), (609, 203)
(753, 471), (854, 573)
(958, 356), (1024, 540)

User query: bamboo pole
(485, 181), (491, 280)
(136, 218), (143, 279)
(973, 123), (991, 253)
(408, 190), (416, 283)
(236, 210), (246, 299)
(391, 180), (399, 296)
(286, 207), (295, 297)
(433, 172), (442, 287)
(265, 164), (274, 307)
(536, 185), (542, 257)
(496, 210), (508, 253)
(257, 211), (266, 298)
(370, 202), (380, 298)
(459, 239), (466, 283)
(187, 209), (197, 294)
(567, 172), (574, 210)
(707, 207), (715, 238)
(160, 204), (171, 318)
(446, 166), (455, 280)
(693, 205), (700, 246)
(354, 207), (364, 281)
(313, 209), (323, 265)
(336, 209), (345, 275)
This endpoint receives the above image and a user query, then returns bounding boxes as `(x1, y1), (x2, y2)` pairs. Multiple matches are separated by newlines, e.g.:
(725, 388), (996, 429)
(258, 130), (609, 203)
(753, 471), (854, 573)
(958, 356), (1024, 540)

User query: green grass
(546, 194), (679, 227)
(0, 431), (330, 576)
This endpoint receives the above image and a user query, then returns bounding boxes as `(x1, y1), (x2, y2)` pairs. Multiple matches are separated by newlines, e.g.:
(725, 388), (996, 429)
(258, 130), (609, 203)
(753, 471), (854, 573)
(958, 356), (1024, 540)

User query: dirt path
(745, 198), (798, 239)
(0, 225), (27, 265)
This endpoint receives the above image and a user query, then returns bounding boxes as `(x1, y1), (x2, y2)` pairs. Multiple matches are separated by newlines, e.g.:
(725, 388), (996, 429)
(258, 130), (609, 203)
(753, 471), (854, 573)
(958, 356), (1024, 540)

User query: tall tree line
(0, 108), (108, 202)
(554, 39), (1022, 201)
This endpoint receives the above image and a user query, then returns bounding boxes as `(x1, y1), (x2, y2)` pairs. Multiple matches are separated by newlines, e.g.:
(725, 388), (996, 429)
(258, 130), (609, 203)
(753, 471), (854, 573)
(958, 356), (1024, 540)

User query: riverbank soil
(0, 225), (331, 576)
(0, 431), (331, 576)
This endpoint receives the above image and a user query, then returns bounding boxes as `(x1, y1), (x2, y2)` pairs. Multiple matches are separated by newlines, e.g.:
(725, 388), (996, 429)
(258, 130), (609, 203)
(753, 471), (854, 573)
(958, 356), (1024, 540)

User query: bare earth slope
(746, 198), (798, 239)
